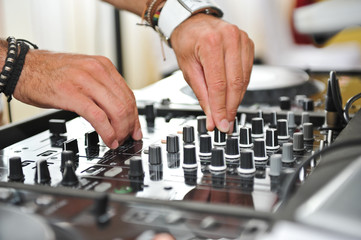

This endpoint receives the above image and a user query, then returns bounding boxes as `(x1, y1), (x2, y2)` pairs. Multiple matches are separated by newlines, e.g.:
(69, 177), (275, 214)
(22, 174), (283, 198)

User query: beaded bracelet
(0, 37), (38, 101)
(142, 0), (167, 29)
(0, 37), (18, 92)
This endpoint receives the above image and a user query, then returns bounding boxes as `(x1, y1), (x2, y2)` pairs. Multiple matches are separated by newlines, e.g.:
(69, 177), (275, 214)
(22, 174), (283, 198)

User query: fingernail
(134, 128), (143, 140)
(111, 140), (119, 149)
(219, 119), (230, 133)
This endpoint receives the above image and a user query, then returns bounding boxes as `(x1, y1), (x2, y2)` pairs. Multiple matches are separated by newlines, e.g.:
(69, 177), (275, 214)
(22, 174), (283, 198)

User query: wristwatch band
(157, 0), (223, 46)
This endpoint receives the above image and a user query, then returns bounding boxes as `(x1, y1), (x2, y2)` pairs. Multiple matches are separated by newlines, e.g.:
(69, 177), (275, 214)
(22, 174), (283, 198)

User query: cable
(280, 138), (361, 204)
(344, 92), (361, 122)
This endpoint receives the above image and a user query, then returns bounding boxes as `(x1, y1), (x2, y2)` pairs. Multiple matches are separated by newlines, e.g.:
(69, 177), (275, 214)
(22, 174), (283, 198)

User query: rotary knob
(166, 134), (179, 153)
(148, 144), (162, 165)
(303, 123), (314, 141)
(183, 145), (197, 169)
(225, 137), (240, 167)
(61, 150), (75, 172)
(237, 150), (255, 177)
(269, 154), (282, 177)
(265, 128), (280, 151)
(301, 112), (310, 126)
(213, 128), (226, 146)
(61, 160), (79, 187)
(183, 125), (195, 144)
(239, 126), (253, 148)
(199, 134), (212, 160)
(269, 111), (277, 129)
(197, 115), (207, 135)
(210, 148), (226, 172)
(128, 156), (144, 178)
(293, 132), (305, 152)
(303, 98), (314, 111)
(251, 117), (264, 138)
(287, 111), (297, 129)
(277, 119), (290, 140)
(282, 143), (294, 164)
(253, 139), (268, 165)
(8, 157), (24, 182)
(34, 159), (51, 184)
(279, 96), (291, 110)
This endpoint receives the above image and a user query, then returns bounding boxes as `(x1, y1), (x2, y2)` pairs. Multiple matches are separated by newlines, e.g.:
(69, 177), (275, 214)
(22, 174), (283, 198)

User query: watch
(157, 0), (223, 46)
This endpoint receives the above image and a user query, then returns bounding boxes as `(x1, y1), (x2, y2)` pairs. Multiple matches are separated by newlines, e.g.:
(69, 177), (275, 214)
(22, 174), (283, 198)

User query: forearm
(101, 0), (148, 16)
(0, 39), (7, 71)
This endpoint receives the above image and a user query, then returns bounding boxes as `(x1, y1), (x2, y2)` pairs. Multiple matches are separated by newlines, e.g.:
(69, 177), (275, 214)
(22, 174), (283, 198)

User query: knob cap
(148, 144), (162, 165)
(277, 119), (290, 140)
(239, 126), (253, 148)
(183, 125), (195, 144)
(166, 134), (179, 153)
(251, 117), (264, 138)
(183, 145), (197, 168)
(269, 154), (282, 177)
(85, 130), (99, 147)
(282, 143), (294, 163)
(293, 132), (305, 152)
(266, 128), (279, 150)
(129, 156), (144, 177)
(63, 138), (79, 155)
(199, 134), (212, 157)
(197, 116), (207, 135)
(61, 150), (75, 172)
(61, 160), (79, 187)
(279, 96), (291, 110)
(238, 150), (255, 176)
(145, 103), (156, 127)
(253, 139), (268, 164)
(287, 111), (297, 129)
(303, 98), (314, 111)
(225, 138), (240, 156)
(210, 148), (226, 171)
(34, 159), (51, 184)
(8, 157), (24, 182)
(269, 111), (277, 129)
(301, 112), (310, 125)
(213, 128), (226, 146)
(303, 123), (314, 141)
(49, 119), (67, 136)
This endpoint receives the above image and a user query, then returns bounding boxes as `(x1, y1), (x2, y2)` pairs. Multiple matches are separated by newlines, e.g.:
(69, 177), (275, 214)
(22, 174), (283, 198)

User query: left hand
(171, 14), (254, 133)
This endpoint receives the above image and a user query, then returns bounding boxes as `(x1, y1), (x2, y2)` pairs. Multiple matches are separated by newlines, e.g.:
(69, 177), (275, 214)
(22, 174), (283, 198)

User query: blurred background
(0, 0), (360, 125)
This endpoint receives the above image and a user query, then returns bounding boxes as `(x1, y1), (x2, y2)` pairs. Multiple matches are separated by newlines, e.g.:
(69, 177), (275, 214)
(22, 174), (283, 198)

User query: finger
(200, 34), (230, 133)
(223, 28), (248, 128)
(181, 64), (215, 131)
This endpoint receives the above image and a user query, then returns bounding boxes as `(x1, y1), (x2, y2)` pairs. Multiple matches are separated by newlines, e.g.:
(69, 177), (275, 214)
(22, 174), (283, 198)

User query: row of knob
(7, 150), (79, 187)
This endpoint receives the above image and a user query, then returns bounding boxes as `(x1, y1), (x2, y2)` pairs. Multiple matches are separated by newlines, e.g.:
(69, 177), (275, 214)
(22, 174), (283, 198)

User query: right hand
(14, 50), (142, 149)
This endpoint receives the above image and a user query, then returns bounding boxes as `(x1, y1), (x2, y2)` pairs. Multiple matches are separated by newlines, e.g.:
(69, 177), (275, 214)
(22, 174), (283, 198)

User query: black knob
(287, 111), (297, 129)
(253, 139), (268, 164)
(197, 116), (207, 135)
(295, 95), (307, 107)
(183, 125), (195, 144)
(225, 138), (239, 156)
(210, 148), (226, 171)
(279, 96), (291, 110)
(61, 150), (75, 172)
(148, 144), (162, 165)
(303, 98), (314, 111)
(303, 123), (314, 141)
(266, 128), (279, 150)
(213, 128), (226, 146)
(93, 194), (109, 224)
(63, 138), (79, 155)
(301, 112), (310, 125)
(238, 150), (255, 176)
(293, 132), (305, 152)
(251, 117), (264, 138)
(239, 126), (253, 148)
(199, 134), (212, 157)
(145, 103), (156, 127)
(61, 160), (79, 187)
(129, 156), (144, 177)
(166, 134), (179, 153)
(269, 154), (282, 177)
(8, 157), (24, 182)
(85, 130), (99, 147)
(49, 119), (67, 136)
(277, 119), (290, 140)
(34, 159), (51, 184)
(282, 143), (294, 163)
(269, 111), (277, 129)
(183, 145), (197, 167)
(231, 116), (239, 136)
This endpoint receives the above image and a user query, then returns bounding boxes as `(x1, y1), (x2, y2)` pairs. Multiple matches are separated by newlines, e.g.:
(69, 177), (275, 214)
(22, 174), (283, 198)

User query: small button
(35, 195), (54, 206)
(94, 182), (112, 192)
(200, 216), (220, 230)
(104, 167), (123, 177)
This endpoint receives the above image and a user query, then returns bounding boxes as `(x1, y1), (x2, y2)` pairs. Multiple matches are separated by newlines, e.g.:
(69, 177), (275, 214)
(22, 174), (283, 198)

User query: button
(104, 167), (123, 177)
(94, 182), (112, 192)
(200, 216), (220, 230)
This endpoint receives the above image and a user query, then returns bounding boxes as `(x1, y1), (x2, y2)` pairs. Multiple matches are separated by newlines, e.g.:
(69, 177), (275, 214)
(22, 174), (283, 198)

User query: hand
(14, 50), (142, 148)
(171, 14), (254, 133)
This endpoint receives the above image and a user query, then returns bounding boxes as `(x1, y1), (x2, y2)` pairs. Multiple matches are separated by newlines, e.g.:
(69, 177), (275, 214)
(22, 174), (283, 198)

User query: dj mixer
(0, 69), (361, 240)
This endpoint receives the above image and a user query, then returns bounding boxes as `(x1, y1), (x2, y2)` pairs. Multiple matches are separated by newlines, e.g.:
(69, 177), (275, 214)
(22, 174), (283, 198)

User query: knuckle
(202, 32), (222, 48)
